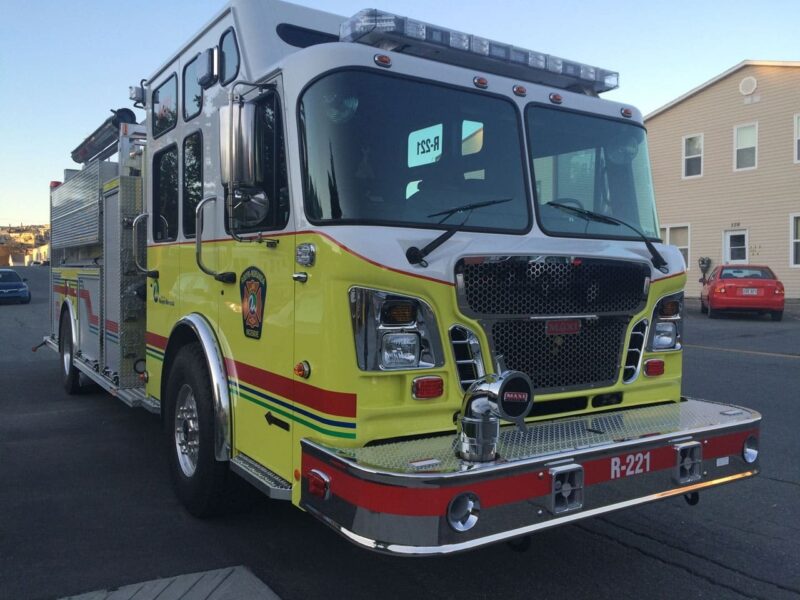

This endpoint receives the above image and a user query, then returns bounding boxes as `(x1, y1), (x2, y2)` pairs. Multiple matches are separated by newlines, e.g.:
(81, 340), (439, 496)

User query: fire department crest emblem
(240, 266), (267, 339)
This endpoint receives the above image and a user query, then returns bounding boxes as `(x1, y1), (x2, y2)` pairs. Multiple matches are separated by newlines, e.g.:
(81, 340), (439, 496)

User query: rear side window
(183, 132), (203, 237)
(153, 145), (179, 242)
(152, 74), (178, 138)
(183, 54), (203, 121)
(220, 29), (240, 85)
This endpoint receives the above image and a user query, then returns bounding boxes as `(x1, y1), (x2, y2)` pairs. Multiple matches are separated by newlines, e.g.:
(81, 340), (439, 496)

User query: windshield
(0, 271), (22, 283)
(526, 106), (659, 240)
(300, 70), (530, 232)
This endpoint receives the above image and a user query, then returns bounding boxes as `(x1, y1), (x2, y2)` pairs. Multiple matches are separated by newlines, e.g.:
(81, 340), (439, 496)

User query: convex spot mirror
(220, 102), (256, 188)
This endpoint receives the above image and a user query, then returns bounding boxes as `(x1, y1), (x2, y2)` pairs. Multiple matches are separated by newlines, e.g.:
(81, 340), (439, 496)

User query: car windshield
(0, 271), (21, 283)
(720, 267), (775, 279)
(526, 105), (659, 240)
(299, 70), (530, 232)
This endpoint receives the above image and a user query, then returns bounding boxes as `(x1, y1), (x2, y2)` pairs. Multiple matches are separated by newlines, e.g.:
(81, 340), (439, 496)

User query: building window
(182, 132), (203, 237)
(734, 123), (757, 170)
(682, 134), (703, 178)
(660, 224), (689, 267)
(153, 145), (179, 242)
(152, 74), (178, 138)
(725, 229), (748, 263)
(791, 214), (800, 267)
(794, 114), (800, 163)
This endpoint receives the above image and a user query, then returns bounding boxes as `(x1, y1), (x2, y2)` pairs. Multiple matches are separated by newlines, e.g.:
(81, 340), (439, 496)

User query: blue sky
(1, 0), (797, 225)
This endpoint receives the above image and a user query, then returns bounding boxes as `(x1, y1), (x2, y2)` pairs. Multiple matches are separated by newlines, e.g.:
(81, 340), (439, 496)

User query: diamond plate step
(230, 453), (292, 500)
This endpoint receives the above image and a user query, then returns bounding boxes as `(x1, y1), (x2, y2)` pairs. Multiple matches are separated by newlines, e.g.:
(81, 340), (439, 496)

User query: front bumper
(301, 398), (760, 555)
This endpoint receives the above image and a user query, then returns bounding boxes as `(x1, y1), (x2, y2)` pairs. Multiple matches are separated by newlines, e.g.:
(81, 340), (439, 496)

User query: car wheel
(700, 299), (707, 314)
(21, 294), (31, 304)
(165, 343), (229, 517)
(59, 313), (81, 394)
(771, 311), (783, 322)
(707, 304), (719, 319)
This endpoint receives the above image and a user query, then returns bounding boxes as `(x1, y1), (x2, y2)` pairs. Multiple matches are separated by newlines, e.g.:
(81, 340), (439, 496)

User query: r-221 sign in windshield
(408, 124), (442, 167)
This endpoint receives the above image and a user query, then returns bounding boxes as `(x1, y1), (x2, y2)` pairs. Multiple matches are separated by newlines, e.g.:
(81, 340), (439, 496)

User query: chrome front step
(230, 453), (292, 501)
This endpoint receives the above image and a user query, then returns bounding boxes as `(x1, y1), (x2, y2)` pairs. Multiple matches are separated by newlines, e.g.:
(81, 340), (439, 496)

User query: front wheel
(165, 343), (229, 517)
(699, 299), (708, 314)
(59, 313), (81, 394)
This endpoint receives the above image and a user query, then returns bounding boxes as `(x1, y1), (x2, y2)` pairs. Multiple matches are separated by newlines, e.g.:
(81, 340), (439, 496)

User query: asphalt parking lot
(1, 266), (799, 600)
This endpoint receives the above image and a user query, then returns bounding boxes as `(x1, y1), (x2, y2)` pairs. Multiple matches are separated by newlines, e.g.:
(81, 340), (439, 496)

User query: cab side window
(228, 92), (289, 233)
(152, 75), (178, 138)
(182, 132), (203, 237)
(153, 145), (179, 242)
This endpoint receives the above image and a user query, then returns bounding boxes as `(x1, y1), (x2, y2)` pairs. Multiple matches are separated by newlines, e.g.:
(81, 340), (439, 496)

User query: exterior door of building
(724, 230), (748, 263)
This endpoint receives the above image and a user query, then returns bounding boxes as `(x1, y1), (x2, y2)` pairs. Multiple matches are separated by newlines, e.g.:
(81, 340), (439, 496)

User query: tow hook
(684, 492), (700, 506)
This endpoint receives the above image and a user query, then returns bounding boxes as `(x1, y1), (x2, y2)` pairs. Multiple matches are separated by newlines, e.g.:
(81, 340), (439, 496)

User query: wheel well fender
(162, 314), (231, 461)
(59, 299), (77, 350)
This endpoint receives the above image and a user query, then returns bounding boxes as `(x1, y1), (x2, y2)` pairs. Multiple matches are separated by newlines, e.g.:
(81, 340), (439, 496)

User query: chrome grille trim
(449, 326), (485, 391)
(454, 255), (650, 394)
(623, 319), (649, 384)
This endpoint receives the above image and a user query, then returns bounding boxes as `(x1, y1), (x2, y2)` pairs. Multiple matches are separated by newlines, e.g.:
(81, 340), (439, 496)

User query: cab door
(216, 86), (296, 481)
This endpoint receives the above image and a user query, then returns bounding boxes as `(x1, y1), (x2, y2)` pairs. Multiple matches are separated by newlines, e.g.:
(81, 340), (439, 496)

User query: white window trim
(791, 212), (800, 268)
(661, 223), (691, 270)
(681, 133), (703, 179)
(794, 114), (800, 165)
(733, 122), (758, 171)
(723, 229), (749, 264)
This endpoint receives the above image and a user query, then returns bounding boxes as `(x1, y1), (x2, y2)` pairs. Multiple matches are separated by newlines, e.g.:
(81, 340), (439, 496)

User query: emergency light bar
(340, 9), (619, 95)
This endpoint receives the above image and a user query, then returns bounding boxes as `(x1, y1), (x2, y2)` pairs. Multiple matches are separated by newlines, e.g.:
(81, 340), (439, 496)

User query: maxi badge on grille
(240, 266), (267, 339)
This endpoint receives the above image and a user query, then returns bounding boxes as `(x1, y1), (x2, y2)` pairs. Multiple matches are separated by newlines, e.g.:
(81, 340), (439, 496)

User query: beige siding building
(646, 61), (800, 298)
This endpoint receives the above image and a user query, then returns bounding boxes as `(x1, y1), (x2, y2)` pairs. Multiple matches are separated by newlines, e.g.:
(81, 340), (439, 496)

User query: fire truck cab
(47, 0), (760, 555)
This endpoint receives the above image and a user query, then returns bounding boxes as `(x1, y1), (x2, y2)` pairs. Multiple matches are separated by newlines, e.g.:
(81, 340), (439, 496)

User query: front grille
(457, 256), (649, 316)
(491, 317), (629, 393)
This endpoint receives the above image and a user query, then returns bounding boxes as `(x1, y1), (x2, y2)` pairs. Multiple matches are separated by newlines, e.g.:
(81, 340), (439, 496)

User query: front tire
(165, 343), (229, 517)
(700, 299), (708, 314)
(59, 314), (81, 394)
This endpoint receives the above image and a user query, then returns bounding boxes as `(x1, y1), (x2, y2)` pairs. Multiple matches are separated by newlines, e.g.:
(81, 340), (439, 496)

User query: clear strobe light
(340, 9), (619, 94)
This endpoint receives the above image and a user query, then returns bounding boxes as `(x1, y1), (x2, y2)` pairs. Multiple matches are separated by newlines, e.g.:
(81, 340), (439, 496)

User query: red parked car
(700, 265), (784, 321)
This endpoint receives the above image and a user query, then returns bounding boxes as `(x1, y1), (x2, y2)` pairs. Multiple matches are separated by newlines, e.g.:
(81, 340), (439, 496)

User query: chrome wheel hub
(174, 384), (200, 477)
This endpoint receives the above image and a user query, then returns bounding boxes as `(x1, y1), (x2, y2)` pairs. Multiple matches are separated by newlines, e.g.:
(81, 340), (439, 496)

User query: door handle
(292, 272), (308, 283)
(196, 197), (236, 284)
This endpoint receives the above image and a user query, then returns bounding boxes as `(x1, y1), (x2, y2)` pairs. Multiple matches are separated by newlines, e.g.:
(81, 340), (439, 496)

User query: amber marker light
(512, 84), (527, 97)
(549, 92), (563, 104)
(374, 54), (392, 67)
(659, 299), (681, 317)
(473, 76), (489, 89)
(294, 361), (311, 378)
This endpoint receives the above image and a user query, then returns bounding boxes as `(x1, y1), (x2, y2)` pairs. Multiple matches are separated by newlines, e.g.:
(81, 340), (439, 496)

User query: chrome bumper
(300, 398), (760, 555)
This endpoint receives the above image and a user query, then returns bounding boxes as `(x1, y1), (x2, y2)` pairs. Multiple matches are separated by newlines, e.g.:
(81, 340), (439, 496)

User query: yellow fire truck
(46, 0), (760, 555)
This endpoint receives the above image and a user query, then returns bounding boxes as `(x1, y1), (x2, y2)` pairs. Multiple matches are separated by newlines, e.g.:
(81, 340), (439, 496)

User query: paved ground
(1, 266), (799, 600)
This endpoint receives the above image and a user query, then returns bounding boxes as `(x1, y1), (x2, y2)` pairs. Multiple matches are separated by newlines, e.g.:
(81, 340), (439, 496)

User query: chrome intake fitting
(457, 370), (534, 462)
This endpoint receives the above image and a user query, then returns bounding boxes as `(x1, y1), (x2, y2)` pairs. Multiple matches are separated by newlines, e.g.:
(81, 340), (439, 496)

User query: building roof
(645, 60), (800, 121)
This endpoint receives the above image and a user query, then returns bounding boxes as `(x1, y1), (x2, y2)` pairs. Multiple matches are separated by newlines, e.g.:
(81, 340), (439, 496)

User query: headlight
(381, 332), (420, 369)
(350, 287), (444, 371)
(652, 322), (677, 349)
(648, 292), (683, 351)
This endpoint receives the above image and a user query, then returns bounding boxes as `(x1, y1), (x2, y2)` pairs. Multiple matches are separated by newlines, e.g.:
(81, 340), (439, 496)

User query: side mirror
(219, 102), (256, 188)
(698, 277), (705, 284)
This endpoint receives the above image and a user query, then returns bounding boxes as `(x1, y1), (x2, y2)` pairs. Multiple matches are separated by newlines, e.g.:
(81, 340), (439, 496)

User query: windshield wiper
(546, 201), (668, 272)
(406, 198), (512, 267)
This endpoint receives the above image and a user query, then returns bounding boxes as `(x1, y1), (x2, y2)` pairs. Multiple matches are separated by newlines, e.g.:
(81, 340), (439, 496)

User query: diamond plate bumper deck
(300, 398), (760, 555)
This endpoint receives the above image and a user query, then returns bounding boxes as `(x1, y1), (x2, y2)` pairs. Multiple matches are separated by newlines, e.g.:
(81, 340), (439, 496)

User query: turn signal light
(658, 299), (681, 317)
(381, 301), (417, 325)
(412, 376), (444, 399)
(644, 359), (665, 377)
(714, 285), (726, 294)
